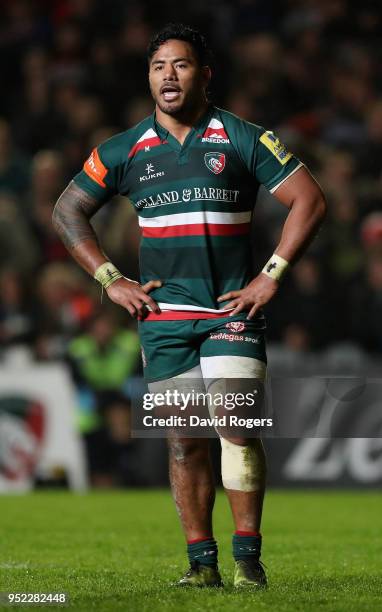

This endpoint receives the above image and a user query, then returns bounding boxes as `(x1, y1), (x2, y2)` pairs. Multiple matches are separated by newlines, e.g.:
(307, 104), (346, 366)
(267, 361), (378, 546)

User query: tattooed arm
(52, 181), (108, 274)
(52, 181), (161, 317)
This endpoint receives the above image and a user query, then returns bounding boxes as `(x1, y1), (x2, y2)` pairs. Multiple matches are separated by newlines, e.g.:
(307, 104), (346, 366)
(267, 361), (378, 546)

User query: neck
(155, 100), (209, 145)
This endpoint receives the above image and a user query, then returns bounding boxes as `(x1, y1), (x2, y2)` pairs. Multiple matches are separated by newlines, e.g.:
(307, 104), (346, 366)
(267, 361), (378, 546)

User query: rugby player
(53, 24), (326, 588)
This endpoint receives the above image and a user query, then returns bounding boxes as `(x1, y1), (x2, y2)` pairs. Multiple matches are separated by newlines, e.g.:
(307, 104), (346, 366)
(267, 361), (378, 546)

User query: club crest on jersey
(226, 321), (245, 333)
(204, 152), (226, 175)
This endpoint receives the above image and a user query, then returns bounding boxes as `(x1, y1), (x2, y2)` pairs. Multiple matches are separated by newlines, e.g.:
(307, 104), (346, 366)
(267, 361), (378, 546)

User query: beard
(155, 98), (184, 116)
(151, 84), (203, 118)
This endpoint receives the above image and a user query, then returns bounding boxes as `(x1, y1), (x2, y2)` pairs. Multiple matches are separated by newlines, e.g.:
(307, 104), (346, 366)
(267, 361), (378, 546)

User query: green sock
(233, 532), (262, 561)
(187, 537), (218, 567)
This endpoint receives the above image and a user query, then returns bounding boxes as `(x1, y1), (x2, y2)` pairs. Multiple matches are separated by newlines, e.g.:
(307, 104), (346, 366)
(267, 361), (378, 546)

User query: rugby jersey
(74, 106), (302, 319)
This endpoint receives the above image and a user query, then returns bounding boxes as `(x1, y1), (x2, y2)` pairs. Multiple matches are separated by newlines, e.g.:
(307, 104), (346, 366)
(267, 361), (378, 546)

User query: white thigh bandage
(200, 356), (266, 381)
(200, 356), (266, 419)
(148, 365), (204, 393)
(221, 438), (266, 492)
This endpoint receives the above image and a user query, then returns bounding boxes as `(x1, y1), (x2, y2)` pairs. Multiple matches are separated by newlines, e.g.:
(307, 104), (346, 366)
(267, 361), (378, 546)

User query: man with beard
(53, 23), (326, 588)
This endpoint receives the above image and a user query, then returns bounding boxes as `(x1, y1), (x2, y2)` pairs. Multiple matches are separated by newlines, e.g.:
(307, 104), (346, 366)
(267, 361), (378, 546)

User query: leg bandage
(221, 438), (266, 492)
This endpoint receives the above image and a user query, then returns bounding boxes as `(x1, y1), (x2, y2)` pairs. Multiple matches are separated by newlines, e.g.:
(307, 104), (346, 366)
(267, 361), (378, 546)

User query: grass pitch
(1, 490), (381, 611)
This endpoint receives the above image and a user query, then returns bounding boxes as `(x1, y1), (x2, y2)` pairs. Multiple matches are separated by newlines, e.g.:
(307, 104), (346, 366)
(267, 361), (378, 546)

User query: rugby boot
(175, 560), (223, 587)
(234, 558), (267, 588)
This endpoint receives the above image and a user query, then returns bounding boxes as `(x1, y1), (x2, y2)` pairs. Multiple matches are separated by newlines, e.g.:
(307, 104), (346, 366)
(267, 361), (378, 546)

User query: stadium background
(1, 0), (382, 491)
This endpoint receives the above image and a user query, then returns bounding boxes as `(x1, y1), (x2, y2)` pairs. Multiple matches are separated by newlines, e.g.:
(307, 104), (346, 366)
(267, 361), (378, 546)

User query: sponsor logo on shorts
(210, 332), (244, 342)
(204, 152), (226, 174)
(209, 332), (261, 344)
(226, 321), (245, 333)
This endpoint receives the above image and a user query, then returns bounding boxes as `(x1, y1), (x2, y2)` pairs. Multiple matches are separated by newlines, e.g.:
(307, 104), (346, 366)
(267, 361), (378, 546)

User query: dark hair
(147, 23), (211, 66)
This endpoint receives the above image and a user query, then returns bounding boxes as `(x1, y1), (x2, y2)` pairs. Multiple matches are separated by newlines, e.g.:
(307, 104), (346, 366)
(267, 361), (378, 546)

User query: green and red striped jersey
(74, 106), (302, 319)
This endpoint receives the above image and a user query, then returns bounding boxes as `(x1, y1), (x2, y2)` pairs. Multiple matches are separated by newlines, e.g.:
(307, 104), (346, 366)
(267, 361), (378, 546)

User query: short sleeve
(73, 142), (121, 202)
(229, 116), (302, 193)
(254, 129), (302, 192)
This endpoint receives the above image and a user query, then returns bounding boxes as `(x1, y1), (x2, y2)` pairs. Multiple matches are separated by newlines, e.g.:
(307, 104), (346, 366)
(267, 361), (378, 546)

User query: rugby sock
(187, 537), (218, 567)
(232, 531), (262, 561)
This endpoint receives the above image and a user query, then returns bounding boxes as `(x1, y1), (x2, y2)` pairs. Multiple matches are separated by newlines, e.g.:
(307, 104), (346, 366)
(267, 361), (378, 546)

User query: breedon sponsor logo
(201, 118), (230, 144)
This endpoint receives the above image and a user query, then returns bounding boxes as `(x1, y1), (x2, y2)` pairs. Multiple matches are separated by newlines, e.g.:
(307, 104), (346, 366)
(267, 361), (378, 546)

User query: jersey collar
(151, 104), (215, 141)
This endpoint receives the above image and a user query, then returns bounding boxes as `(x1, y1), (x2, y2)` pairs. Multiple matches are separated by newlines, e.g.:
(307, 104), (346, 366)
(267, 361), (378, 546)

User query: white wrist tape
(261, 254), (289, 281)
(94, 262), (123, 289)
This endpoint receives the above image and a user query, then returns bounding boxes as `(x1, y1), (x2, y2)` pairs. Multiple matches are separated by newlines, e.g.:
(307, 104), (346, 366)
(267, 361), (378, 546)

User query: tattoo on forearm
(52, 181), (103, 250)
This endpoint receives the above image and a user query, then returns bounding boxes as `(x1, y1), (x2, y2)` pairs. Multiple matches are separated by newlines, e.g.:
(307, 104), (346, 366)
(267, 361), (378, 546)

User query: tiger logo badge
(204, 152), (226, 174)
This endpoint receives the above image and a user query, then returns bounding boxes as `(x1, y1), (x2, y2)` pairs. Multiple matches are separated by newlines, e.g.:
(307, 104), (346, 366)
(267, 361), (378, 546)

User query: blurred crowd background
(1, 0), (382, 485)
